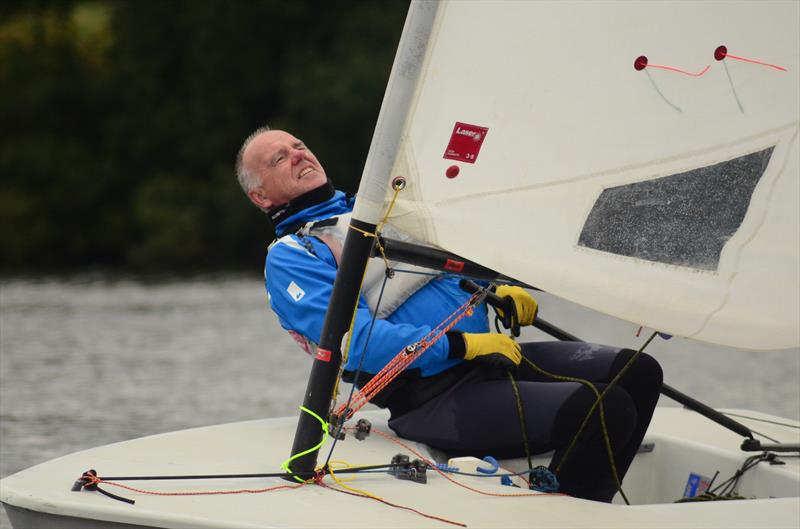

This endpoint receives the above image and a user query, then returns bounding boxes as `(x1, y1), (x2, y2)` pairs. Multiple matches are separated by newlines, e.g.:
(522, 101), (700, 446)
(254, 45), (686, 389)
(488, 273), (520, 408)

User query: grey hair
(235, 125), (272, 194)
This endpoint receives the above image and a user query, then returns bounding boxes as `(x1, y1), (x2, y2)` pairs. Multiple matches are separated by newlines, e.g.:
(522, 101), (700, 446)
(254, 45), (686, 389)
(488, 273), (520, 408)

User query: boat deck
(1, 407), (798, 528)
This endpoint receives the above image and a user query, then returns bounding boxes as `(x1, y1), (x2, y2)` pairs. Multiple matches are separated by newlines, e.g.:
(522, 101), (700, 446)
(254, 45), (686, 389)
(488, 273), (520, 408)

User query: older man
(236, 127), (663, 502)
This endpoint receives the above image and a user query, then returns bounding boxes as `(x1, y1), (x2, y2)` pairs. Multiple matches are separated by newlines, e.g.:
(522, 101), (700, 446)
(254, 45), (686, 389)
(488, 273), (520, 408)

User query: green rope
(529, 331), (657, 505)
(518, 331), (660, 507)
(280, 406), (328, 483)
(507, 371), (533, 471)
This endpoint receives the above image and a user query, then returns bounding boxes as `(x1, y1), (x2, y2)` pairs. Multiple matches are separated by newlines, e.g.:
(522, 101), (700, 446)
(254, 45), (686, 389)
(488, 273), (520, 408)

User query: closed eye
(271, 149), (287, 166)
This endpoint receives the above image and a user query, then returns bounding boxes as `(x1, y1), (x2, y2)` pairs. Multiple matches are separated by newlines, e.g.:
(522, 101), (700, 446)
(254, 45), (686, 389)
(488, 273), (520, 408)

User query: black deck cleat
(389, 454), (427, 484)
(354, 418), (372, 440)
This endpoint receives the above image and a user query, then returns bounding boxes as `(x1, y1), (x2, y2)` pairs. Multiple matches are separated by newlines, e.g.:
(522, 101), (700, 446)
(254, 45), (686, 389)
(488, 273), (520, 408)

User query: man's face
(243, 130), (328, 210)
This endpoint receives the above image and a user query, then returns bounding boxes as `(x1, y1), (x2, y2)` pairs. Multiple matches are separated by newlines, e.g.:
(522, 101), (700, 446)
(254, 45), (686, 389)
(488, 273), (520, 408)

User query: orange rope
(335, 293), (481, 419)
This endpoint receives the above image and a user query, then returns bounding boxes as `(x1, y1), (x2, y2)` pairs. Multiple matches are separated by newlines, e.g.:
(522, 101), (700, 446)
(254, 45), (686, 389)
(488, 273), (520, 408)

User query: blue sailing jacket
(264, 191), (490, 377)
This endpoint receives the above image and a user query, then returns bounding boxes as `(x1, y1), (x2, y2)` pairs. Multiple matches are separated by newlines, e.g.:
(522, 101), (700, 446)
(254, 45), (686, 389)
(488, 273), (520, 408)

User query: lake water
(1, 275), (798, 528)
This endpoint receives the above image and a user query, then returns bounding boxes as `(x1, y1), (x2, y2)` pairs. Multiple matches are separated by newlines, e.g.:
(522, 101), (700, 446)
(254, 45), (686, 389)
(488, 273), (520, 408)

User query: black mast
(286, 219), (377, 479)
(285, 1), (439, 480)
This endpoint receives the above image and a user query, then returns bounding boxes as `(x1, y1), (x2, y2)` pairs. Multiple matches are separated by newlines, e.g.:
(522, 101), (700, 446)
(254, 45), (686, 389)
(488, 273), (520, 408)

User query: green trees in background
(0, 0), (407, 273)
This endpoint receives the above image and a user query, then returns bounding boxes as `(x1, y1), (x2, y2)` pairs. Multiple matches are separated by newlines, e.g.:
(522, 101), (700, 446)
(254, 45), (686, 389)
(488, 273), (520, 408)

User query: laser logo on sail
(444, 122), (489, 164)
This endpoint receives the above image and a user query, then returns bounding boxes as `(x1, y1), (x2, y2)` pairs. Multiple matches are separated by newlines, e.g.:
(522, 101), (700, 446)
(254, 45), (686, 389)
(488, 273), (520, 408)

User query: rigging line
(722, 412), (800, 431)
(645, 69), (682, 113)
(507, 370), (533, 472)
(722, 61), (744, 114)
(746, 428), (781, 444)
(324, 272), (391, 468)
(376, 185), (402, 234)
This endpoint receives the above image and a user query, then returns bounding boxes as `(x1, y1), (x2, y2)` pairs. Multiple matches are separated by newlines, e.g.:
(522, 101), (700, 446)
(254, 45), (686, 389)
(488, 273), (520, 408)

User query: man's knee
(552, 384), (637, 446)
(612, 350), (663, 387)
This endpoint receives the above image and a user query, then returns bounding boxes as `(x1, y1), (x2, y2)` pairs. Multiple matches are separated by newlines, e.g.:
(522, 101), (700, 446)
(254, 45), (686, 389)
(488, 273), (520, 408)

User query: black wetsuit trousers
(387, 342), (663, 502)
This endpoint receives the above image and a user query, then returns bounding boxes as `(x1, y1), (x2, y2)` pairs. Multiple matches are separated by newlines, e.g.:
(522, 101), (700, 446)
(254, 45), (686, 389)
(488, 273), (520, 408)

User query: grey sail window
(578, 147), (774, 270)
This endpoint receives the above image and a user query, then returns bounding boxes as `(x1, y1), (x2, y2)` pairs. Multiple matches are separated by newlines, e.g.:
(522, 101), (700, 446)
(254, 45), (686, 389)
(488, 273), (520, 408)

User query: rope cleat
(326, 413), (347, 440)
(389, 454), (428, 484)
(529, 465), (559, 492)
(71, 469), (99, 492)
(354, 418), (372, 440)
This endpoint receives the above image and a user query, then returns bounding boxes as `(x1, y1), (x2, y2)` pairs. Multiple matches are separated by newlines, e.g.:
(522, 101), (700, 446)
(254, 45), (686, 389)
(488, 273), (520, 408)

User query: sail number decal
(443, 122), (488, 164)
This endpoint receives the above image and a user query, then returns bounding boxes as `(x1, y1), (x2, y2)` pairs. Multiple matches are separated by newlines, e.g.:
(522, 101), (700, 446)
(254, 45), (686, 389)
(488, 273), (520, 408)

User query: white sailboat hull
(2, 407), (798, 528)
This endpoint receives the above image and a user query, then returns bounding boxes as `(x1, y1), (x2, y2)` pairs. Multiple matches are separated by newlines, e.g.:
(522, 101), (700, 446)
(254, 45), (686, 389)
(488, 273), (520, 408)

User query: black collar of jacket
(270, 180), (335, 236)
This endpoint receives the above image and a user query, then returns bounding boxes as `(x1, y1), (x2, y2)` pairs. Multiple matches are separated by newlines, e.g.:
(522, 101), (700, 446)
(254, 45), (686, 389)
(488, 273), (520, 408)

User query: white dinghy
(1, 408), (798, 529)
(2, 1), (799, 527)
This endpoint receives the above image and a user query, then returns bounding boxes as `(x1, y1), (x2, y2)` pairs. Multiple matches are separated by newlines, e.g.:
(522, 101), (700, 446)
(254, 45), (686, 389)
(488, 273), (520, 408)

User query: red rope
(317, 480), (467, 527)
(721, 52), (787, 72)
(87, 470), (466, 527)
(646, 63), (711, 77)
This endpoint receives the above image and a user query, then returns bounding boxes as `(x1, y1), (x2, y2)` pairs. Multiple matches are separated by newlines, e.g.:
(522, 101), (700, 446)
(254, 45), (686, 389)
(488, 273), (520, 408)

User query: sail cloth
(354, 0), (800, 350)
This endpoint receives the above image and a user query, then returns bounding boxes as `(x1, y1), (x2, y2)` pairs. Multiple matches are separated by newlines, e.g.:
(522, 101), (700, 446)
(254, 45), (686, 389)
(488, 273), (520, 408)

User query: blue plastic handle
(476, 456), (499, 474)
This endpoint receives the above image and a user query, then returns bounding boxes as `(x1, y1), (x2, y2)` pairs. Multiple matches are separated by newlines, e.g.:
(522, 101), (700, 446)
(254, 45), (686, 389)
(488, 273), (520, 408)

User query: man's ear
(248, 190), (273, 210)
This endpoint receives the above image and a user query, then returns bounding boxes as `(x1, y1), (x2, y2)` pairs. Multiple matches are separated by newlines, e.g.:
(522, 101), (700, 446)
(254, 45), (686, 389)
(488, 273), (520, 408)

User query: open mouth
(298, 167), (315, 179)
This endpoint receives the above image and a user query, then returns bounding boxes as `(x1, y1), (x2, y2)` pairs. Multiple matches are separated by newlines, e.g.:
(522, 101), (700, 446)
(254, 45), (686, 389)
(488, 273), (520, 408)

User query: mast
(286, 0), (439, 479)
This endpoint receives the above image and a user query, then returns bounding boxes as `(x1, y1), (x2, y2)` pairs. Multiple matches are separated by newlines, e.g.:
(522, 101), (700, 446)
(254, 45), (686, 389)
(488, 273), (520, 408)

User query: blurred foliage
(0, 0), (407, 273)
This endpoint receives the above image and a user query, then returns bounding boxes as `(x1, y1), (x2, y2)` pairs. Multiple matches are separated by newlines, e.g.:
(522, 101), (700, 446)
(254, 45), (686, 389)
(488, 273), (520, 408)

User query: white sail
(356, 0), (800, 350)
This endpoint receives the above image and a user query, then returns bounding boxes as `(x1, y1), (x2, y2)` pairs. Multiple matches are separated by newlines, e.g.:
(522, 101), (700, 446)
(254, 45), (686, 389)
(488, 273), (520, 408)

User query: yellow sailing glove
(495, 285), (538, 326)
(462, 332), (522, 369)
